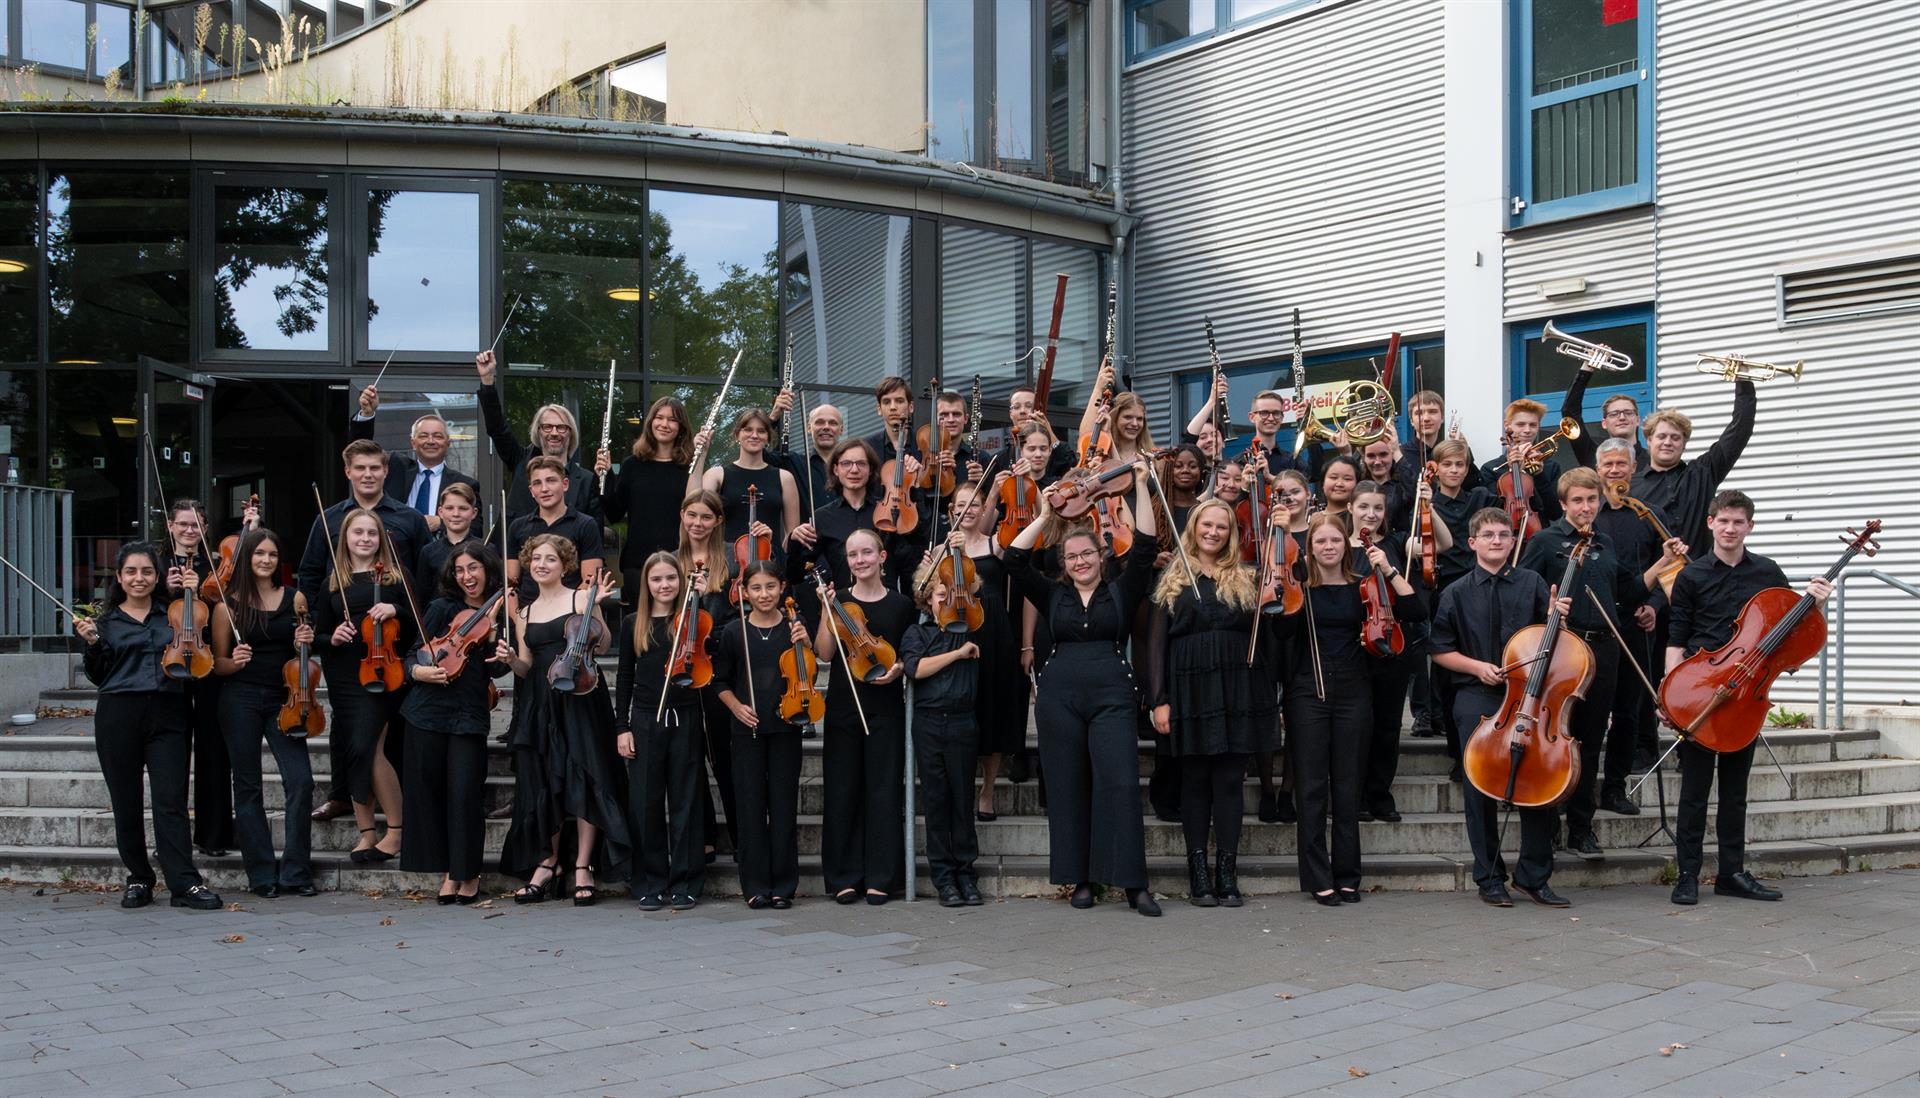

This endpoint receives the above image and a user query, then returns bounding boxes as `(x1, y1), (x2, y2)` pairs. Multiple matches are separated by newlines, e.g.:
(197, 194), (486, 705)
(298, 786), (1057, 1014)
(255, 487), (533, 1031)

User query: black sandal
(362, 825), (400, 864)
(745, 894), (770, 909)
(348, 827), (378, 865)
(514, 860), (559, 904)
(833, 888), (859, 905)
(573, 868), (598, 907)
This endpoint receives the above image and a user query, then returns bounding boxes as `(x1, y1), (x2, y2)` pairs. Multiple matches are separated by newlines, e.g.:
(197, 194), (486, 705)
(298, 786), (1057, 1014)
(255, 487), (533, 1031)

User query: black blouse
(614, 613), (703, 732)
(82, 605), (181, 695)
(604, 457), (693, 571)
(312, 571), (419, 684)
(1006, 539), (1158, 655)
(224, 591), (299, 689)
(711, 616), (801, 735)
(398, 596), (511, 735)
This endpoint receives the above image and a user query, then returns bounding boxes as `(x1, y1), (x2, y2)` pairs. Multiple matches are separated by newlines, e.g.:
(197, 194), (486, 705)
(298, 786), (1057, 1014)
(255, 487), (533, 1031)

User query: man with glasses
(1560, 358), (1650, 470)
(347, 383), (480, 532)
(475, 350), (604, 527)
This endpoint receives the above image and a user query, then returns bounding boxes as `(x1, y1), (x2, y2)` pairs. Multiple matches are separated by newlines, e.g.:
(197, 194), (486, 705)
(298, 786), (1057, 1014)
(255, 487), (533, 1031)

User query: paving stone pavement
(3, 869), (1919, 1097)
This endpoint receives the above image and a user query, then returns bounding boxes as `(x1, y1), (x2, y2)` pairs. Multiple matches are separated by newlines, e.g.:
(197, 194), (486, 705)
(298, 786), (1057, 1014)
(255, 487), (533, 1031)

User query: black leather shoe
(1256, 791), (1280, 823)
(770, 896), (793, 910)
(436, 891), (458, 906)
(1275, 799), (1297, 824)
(1186, 851), (1217, 908)
(1338, 888), (1362, 904)
(121, 882), (152, 909)
(958, 876), (984, 906)
(1514, 883), (1570, 908)
(1601, 789), (1642, 816)
(635, 893), (665, 912)
(293, 882), (319, 897)
(1670, 874), (1698, 905)
(171, 885), (222, 910)
(1479, 883), (1514, 907)
(455, 891), (483, 906)
(1410, 718), (1438, 738)
(1214, 851), (1243, 909)
(1714, 870), (1783, 901)
(1314, 890), (1342, 907)
(938, 884), (966, 908)
(1569, 833), (1604, 858)
(669, 893), (698, 911)
(864, 891), (889, 906)
(1069, 883), (1095, 909)
(252, 883), (280, 899)
(1126, 888), (1162, 917)
(1371, 804), (1403, 823)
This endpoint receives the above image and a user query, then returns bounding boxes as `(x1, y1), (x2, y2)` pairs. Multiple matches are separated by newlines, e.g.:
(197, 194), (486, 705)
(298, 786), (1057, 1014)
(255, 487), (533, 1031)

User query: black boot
(1214, 851), (1243, 908)
(1187, 851), (1217, 908)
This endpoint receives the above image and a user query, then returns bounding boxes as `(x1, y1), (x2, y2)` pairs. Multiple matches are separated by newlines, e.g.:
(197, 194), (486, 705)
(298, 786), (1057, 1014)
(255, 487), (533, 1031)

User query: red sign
(1603, 0), (1637, 25)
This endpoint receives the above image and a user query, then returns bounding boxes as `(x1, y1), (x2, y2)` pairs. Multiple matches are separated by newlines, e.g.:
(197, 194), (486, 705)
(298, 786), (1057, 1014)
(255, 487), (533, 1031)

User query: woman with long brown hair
(598, 396), (696, 609)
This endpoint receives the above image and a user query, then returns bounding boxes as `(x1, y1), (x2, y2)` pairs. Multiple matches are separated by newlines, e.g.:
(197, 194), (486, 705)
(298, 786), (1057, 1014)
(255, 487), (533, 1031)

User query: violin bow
(379, 522), (429, 640)
(310, 483), (352, 620)
(815, 568), (872, 738)
(794, 381), (816, 519)
(364, 346), (398, 413)
(1140, 452), (1201, 600)
(485, 292), (524, 357)
(0, 550), (87, 625)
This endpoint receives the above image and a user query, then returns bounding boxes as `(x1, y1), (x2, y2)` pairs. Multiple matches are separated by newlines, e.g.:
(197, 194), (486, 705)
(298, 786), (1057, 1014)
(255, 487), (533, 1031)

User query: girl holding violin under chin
(212, 527), (318, 899)
(77, 543), (222, 912)
(311, 508), (412, 866)
(901, 573), (985, 909)
(398, 543), (514, 906)
(1348, 482), (1428, 826)
(712, 561), (813, 908)
(615, 551), (710, 912)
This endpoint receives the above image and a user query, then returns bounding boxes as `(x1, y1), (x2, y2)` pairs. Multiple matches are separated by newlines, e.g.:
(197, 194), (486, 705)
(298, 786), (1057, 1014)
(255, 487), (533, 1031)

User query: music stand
(1636, 742), (1676, 847)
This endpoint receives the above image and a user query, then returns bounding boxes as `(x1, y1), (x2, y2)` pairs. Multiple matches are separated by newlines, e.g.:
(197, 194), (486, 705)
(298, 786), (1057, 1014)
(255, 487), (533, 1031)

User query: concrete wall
(0, 653), (74, 717)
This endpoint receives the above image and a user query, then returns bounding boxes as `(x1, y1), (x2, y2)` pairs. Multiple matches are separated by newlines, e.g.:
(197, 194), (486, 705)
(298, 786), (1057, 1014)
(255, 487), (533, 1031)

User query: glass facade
(0, 171), (36, 363)
(646, 189), (779, 383)
(501, 180), (644, 372)
(364, 187), (482, 356)
(47, 169), (191, 364)
(212, 182), (333, 353)
(926, 0), (1091, 184)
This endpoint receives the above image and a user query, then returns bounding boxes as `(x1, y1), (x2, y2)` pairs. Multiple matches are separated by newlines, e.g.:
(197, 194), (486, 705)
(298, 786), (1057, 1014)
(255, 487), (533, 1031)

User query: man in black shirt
(766, 392), (841, 523)
(475, 350), (603, 525)
(1665, 489), (1831, 906)
(505, 456), (605, 602)
(1631, 380), (1756, 558)
(1560, 365), (1649, 470)
(1594, 438), (1683, 793)
(1432, 507), (1572, 908)
(1480, 398), (1563, 529)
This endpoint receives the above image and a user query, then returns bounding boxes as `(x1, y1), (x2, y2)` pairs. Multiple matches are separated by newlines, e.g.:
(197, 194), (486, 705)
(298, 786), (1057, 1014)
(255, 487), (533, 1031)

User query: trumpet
(1696, 353), (1803, 383)
(1519, 416), (1582, 473)
(1543, 319), (1633, 372)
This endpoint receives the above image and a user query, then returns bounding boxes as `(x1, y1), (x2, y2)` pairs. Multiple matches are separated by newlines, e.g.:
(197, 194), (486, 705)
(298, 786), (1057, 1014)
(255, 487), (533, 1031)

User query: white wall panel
(1503, 209), (1656, 322)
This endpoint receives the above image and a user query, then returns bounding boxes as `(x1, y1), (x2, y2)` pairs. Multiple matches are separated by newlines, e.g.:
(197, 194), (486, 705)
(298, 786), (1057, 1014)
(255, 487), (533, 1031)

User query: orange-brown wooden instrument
(200, 493), (259, 602)
(1602, 480), (1685, 598)
(777, 596), (825, 725)
(161, 589), (215, 681)
(996, 471), (1041, 548)
(278, 596), (325, 736)
(419, 588), (504, 683)
(357, 563), (406, 693)
(812, 565), (897, 683)
(874, 425), (920, 535)
(667, 565), (714, 689)
(1357, 529), (1404, 658)
(934, 545), (984, 635)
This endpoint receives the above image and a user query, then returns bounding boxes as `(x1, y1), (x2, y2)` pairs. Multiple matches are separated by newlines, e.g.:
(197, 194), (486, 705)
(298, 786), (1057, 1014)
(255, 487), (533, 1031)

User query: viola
(200, 493), (259, 602)
(667, 565), (714, 689)
(1602, 480), (1685, 597)
(1045, 456), (1136, 521)
(1661, 521), (1879, 754)
(874, 424), (920, 535)
(161, 582), (215, 681)
(1255, 494), (1304, 618)
(418, 588), (504, 683)
(777, 596), (825, 725)
(278, 594), (325, 736)
(996, 471), (1040, 548)
(547, 574), (610, 694)
(1495, 435), (1542, 553)
(811, 565), (897, 683)
(1357, 529), (1404, 658)
(1462, 531), (1594, 808)
(357, 563), (405, 693)
(934, 543), (985, 635)
(729, 484), (773, 605)
(1414, 462), (1438, 587)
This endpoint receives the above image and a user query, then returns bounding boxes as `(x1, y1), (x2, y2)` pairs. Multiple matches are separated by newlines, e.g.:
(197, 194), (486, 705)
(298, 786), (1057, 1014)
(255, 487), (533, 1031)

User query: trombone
(1696, 353), (1803, 383)
(1543, 319), (1633, 372)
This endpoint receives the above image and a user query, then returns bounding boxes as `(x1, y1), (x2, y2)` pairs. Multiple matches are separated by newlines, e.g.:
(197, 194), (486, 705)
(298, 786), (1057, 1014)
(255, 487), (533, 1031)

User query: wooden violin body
(814, 568), (897, 683)
(668, 570), (714, 689)
(1415, 462), (1438, 587)
(420, 589), (504, 683)
(1496, 465), (1540, 544)
(1089, 496), (1135, 558)
(1462, 624), (1592, 808)
(934, 550), (985, 635)
(1046, 457), (1135, 521)
(278, 601), (324, 736)
(357, 566), (405, 693)
(914, 423), (958, 498)
(874, 426), (920, 535)
(1661, 588), (1823, 755)
(162, 594), (215, 681)
(547, 577), (609, 695)
(1357, 530), (1403, 658)
(777, 596), (825, 724)
(730, 484), (773, 605)
(996, 474), (1040, 548)
(200, 493), (258, 601)
(1255, 524), (1304, 617)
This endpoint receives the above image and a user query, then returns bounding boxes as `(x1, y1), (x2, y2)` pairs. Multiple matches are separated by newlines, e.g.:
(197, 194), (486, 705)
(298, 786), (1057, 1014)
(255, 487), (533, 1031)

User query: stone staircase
(5, 685), (1919, 901)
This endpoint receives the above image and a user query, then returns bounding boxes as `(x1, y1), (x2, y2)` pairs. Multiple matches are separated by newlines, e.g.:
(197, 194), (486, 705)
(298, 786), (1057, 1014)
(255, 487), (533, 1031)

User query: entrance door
(206, 376), (351, 557)
(140, 357), (212, 541)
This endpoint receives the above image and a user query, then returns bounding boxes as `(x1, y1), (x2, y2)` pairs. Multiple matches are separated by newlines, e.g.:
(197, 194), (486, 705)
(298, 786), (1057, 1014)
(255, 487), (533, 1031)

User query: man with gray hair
(476, 349), (604, 525)
(348, 383), (480, 532)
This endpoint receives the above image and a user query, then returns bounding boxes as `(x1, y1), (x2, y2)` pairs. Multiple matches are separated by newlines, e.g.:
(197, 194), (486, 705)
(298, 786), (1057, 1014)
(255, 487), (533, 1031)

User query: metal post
(1835, 576), (1848, 729)
(1818, 577), (1832, 729)
(903, 680), (916, 903)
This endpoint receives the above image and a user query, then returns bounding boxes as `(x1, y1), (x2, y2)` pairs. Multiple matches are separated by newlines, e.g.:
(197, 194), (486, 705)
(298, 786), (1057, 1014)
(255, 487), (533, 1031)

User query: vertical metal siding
(1654, 0), (1920, 708)
(1503, 209), (1656, 321)
(1122, 0), (1445, 438)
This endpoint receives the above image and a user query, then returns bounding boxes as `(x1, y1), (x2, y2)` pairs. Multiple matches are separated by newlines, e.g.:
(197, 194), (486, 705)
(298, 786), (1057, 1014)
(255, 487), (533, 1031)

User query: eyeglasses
(1063, 549), (1102, 565)
(1251, 409), (1284, 419)
(1603, 410), (1637, 421)
(834, 460), (868, 470)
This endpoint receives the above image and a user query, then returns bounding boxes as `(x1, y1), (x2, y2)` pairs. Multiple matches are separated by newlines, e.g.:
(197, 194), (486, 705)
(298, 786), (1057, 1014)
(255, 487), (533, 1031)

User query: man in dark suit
(348, 383), (481, 533)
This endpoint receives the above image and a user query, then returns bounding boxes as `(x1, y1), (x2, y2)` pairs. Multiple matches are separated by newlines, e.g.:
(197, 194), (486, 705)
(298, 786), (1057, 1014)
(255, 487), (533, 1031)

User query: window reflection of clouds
(650, 190), (775, 293)
(366, 190), (479, 352)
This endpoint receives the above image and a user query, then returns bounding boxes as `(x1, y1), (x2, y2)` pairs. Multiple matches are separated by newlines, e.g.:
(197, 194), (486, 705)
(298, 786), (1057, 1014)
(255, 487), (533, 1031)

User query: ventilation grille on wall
(1778, 252), (1920, 325)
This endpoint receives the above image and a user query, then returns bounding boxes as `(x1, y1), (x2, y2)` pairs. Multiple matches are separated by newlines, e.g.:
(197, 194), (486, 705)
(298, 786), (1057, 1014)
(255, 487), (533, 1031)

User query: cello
(278, 593), (325, 736)
(1661, 521), (1879, 754)
(1462, 531), (1593, 809)
(729, 484), (773, 605)
(547, 574), (609, 695)
(357, 563), (406, 693)
(1356, 529), (1404, 658)
(874, 424), (920, 535)
(776, 596), (825, 726)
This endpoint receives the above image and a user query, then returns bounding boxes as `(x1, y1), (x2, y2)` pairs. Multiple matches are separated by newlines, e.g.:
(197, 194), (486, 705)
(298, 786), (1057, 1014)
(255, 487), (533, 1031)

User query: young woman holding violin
(788, 437), (925, 594)
(678, 490), (738, 860)
(1283, 512), (1421, 907)
(615, 551), (710, 911)
(1251, 469), (1313, 826)
(312, 508), (411, 865)
(77, 543), (223, 911)
(399, 544), (513, 905)
(1349, 483), (1427, 825)
(413, 481), (483, 598)
(212, 528), (318, 898)
(941, 477), (1026, 822)
(1144, 498), (1280, 908)
(692, 408), (802, 566)
(813, 527), (915, 904)
(597, 396), (696, 610)
(1075, 362), (1156, 463)
(712, 561), (813, 908)
(1006, 461), (1162, 916)
(161, 498), (235, 857)
(1158, 445), (1208, 535)
(500, 534), (631, 905)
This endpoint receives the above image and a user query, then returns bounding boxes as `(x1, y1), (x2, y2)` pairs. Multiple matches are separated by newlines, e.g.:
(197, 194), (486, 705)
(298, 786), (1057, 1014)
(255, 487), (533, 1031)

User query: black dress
(970, 550), (1028, 757)
(605, 457), (693, 572)
(1146, 577), (1282, 757)
(720, 462), (788, 565)
(499, 615), (632, 883)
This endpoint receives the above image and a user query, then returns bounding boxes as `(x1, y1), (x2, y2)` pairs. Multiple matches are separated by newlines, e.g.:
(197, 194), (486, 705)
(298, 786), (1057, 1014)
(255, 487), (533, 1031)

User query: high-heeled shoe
(362, 825), (400, 863)
(572, 868), (597, 907)
(514, 860), (559, 904)
(349, 827), (378, 864)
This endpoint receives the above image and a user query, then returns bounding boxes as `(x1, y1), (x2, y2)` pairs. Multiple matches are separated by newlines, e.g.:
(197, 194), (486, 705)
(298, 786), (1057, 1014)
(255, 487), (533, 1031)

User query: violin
(278, 594), (325, 736)
(1415, 462), (1438, 587)
(913, 377), (958, 498)
(730, 484), (773, 605)
(1088, 496), (1136, 558)
(812, 565), (897, 683)
(1046, 456), (1136, 521)
(161, 580), (215, 681)
(667, 565), (714, 689)
(933, 541), (985, 635)
(1235, 465), (1266, 564)
(1254, 489), (1304, 617)
(874, 424), (920, 535)
(357, 563), (405, 693)
(418, 588), (504, 683)
(1357, 529), (1404, 658)
(1661, 521), (1879, 754)
(996, 469), (1041, 548)
(1462, 531), (1594, 808)
(547, 574), (610, 694)
(1495, 433), (1543, 552)
(200, 493), (258, 602)
(1602, 480), (1685, 597)
(776, 596), (825, 725)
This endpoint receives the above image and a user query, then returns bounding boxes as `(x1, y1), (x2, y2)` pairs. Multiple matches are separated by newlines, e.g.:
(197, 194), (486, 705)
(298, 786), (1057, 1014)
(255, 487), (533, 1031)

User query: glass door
(139, 356), (212, 546)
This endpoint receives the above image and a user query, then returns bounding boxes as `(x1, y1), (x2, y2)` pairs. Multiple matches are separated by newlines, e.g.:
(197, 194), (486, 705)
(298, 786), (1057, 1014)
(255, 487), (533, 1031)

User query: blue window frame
(1125, 0), (1327, 64)
(1510, 0), (1655, 226)
(1175, 334), (1443, 457)
(1510, 306), (1654, 440)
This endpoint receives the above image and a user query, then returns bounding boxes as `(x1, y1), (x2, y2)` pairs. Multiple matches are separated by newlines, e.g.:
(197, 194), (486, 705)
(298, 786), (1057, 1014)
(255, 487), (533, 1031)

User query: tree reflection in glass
(47, 171), (190, 364)
(214, 184), (331, 352)
(500, 181), (642, 371)
(647, 189), (778, 382)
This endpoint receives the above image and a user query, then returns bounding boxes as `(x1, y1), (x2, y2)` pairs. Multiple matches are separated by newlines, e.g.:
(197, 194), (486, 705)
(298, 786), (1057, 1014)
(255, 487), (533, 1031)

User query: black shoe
(770, 895), (793, 910)
(1126, 888), (1162, 917)
(436, 891), (458, 906)
(1256, 791), (1280, 823)
(1358, 807), (1376, 822)
(635, 893), (665, 912)
(1069, 883), (1095, 909)
(1479, 882), (1514, 907)
(670, 893), (698, 911)
(1372, 804), (1403, 823)
(864, 891), (889, 906)
(572, 871), (598, 907)
(251, 883), (280, 899)
(1713, 870), (1783, 902)
(1214, 851), (1243, 908)
(1569, 833), (1604, 858)
(1276, 801), (1297, 824)
(801, 727), (817, 740)
(833, 888), (860, 905)
(1186, 851), (1217, 907)
(1410, 719), (1439, 738)
(1338, 888), (1362, 904)
(171, 885), (222, 910)
(1601, 789), (1641, 816)
(198, 846), (229, 858)
(975, 809), (998, 822)
(1514, 883), (1570, 908)
(294, 882), (319, 897)
(958, 876), (984, 906)
(938, 883), (966, 908)
(121, 882), (153, 909)
(1154, 808), (1181, 823)
(1670, 874), (1698, 906)
(1314, 890), (1342, 907)
(455, 890), (483, 906)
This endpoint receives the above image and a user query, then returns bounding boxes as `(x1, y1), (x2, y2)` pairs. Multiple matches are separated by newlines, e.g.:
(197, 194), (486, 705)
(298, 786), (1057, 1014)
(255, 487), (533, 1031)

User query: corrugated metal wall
(1654, 0), (1920, 708)
(1122, 0), (1445, 436)
(1503, 209), (1656, 322)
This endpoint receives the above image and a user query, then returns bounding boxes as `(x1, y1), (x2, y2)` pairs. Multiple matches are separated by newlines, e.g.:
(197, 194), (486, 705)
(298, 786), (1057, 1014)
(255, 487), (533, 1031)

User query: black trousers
(1676, 739), (1755, 880)
(1287, 673), (1370, 893)
(327, 685), (402, 805)
(1454, 686), (1555, 890)
(401, 728), (489, 881)
(628, 703), (707, 897)
(1562, 638), (1620, 841)
(94, 692), (202, 894)
(731, 729), (801, 899)
(1363, 656), (1414, 813)
(1034, 646), (1147, 889)
(187, 678), (233, 850)
(699, 690), (739, 851)
(218, 682), (314, 889)
(1406, 621), (1433, 726)
(1180, 753), (1246, 854)
(1604, 623), (1657, 791)
(915, 709), (980, 889)
(821, 708), (906, 895)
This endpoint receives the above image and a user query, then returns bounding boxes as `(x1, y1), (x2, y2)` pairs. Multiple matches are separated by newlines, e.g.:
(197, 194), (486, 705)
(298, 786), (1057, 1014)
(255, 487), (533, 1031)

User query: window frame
(1508, 305), (1655, 432)
(1123, 0), (1331, 66)
(195, 168), (346, 365)
(1509, 0), (1657, 227)
(925, 0), (1090, 184)
(350, 174), (495, 367)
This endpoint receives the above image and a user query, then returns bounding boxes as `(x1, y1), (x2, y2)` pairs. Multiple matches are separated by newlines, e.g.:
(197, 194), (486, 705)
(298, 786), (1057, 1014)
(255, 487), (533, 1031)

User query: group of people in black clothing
(77, 341), (1820, 915)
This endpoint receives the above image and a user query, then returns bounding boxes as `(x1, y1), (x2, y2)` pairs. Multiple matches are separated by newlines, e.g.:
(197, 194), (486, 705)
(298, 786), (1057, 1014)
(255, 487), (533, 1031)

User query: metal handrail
(1825, 569), (1920, 729)
(0, 485), (75, 639)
